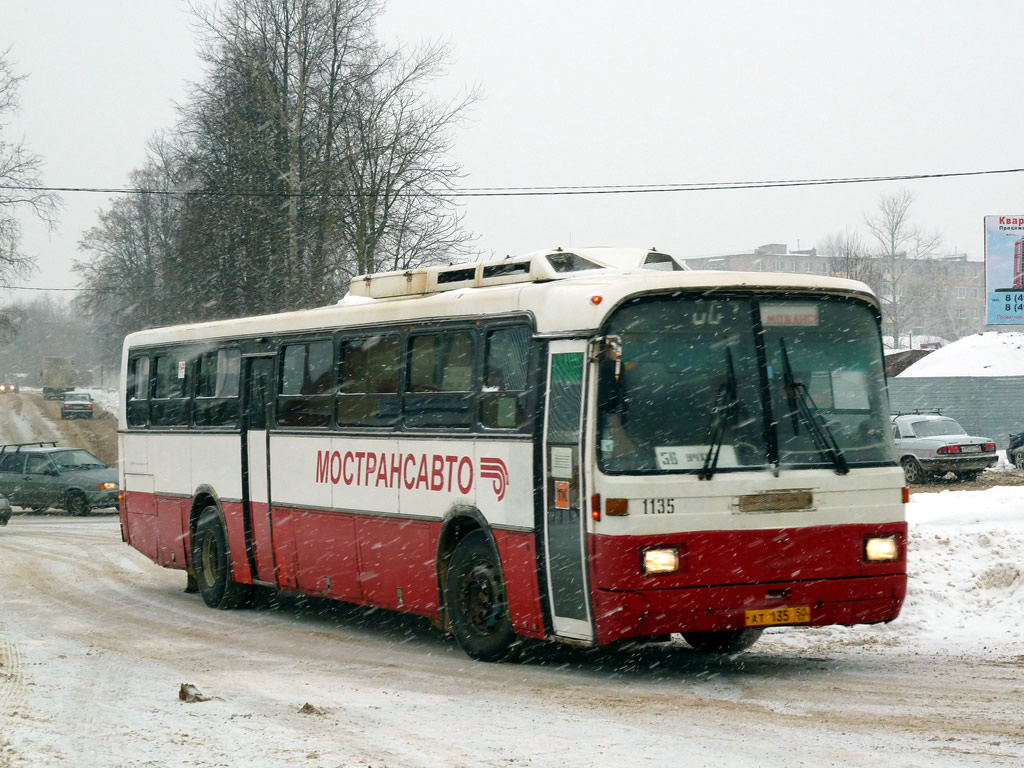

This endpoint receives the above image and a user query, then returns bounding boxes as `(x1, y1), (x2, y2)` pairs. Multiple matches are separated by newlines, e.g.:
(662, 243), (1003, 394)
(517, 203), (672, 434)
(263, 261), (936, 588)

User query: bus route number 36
(642, 498), (676, 514)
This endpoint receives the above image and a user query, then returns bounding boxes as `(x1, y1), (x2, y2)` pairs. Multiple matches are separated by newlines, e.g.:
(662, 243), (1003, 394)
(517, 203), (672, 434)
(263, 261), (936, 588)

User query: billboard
(985, 215), (1024, 324)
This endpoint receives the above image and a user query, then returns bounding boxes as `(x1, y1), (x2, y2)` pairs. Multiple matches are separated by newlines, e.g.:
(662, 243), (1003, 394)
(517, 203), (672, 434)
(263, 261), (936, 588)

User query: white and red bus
(118, 247), (907, 661)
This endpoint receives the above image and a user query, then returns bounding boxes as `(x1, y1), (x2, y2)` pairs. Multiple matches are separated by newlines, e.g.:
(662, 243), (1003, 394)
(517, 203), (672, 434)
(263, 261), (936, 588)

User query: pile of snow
(763, 480), (1024, 658)
(80, 388), (119, 416)
(898, 331), (1024, 377)
(883, 334), (948, 353)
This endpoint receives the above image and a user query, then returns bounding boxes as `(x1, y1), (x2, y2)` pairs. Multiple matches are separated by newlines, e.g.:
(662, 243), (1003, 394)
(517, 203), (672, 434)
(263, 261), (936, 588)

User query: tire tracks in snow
(0, 621), (28, 768)
(0, 392), (60, 446)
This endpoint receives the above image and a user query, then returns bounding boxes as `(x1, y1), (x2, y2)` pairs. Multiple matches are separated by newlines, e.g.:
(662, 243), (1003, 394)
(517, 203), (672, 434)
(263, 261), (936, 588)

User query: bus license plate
(745, 606), (811, 627)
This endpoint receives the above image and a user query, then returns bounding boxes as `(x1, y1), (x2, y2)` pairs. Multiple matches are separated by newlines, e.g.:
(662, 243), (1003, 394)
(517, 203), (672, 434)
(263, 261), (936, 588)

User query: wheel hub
(461, 562), (502, 633)
(200, 531), (220, 586)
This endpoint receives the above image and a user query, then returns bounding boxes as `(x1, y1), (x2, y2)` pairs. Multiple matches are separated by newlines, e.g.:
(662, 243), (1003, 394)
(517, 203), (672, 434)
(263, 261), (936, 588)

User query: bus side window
(278, 339), (334, 428)
(194, 348), (241, 428)
(481, 326), (531, 429)
(337, 334), (401, 427)
(150, 352), (189, 427)
(405, 331), (474, 428)
(126, 355), (150, 428)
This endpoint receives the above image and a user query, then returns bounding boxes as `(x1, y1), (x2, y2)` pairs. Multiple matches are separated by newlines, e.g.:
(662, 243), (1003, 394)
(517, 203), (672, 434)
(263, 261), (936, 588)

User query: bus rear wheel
(446, 530), (518, 663)
(192, 506), (252, 609)
(682, 629), (762, 654)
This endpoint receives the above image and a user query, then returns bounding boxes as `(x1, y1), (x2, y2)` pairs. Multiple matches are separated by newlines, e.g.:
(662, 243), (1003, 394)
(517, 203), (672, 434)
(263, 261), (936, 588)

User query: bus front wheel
(446, 530), (518, 663)
(682, 629), (762, 654)
(192, 506), (252, 610)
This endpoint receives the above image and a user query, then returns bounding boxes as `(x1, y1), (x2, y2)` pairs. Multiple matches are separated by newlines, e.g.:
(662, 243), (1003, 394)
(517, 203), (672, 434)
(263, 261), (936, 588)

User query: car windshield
(597, 293), (896, 473)
(66, 393), (92, 401)
(911, 418), (967, 437)
(51, 449), (107, 470)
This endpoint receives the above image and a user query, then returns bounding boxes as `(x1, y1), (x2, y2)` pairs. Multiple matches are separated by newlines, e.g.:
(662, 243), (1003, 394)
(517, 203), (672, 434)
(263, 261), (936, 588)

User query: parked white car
(891, 413), (997, 483)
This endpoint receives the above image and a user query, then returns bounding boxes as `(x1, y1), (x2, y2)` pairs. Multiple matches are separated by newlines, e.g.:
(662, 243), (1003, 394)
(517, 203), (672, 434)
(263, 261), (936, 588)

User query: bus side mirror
(593, 335), (623, 411)
(591, 335), (622, 377)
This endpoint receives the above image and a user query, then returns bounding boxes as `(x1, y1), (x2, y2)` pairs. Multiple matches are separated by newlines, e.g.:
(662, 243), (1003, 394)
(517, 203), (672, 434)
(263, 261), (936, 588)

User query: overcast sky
(4, 0), (1023, 299)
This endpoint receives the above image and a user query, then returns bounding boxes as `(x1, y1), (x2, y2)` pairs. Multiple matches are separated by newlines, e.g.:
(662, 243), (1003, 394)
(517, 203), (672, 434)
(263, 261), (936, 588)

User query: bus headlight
(865, 536), (898, 562)
(642, 548), (679, 575)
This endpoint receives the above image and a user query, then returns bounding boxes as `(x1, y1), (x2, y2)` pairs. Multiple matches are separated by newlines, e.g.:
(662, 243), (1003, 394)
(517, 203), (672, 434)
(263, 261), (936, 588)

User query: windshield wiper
(699, 347), (739, 480)
(779, 339), (849, 475)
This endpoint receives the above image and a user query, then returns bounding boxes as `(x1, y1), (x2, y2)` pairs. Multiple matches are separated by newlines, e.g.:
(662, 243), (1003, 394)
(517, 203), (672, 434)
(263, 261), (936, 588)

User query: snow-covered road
(1, 493), (1022, 768)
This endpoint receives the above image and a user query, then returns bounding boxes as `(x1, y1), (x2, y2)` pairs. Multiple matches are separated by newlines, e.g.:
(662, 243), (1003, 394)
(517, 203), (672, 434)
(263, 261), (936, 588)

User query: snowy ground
(2, 483), (1023, 767)
(765, 480), (1024, 660)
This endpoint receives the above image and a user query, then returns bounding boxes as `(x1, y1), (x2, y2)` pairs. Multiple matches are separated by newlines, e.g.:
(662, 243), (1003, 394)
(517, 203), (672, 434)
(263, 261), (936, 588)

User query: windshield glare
(911, 418), (967, 437)
(52, 450), (106, 470)
(597, 294), (896, 473)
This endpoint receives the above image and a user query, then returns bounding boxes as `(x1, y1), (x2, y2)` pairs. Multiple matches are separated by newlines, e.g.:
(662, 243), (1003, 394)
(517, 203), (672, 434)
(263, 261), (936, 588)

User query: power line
(1, 166), (1022, 199)
(0, 285), (116, 293)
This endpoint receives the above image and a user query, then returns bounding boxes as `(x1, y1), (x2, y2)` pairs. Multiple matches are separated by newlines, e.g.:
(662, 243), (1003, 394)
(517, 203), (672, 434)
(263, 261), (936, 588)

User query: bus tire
(193, 506), (252, 610)
(682, 629), (762, 654)
(446, 530), (518, 663)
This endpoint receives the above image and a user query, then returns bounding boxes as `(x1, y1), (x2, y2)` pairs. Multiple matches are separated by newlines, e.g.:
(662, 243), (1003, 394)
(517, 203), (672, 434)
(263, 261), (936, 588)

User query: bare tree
(188, 0), (384, 308)
(75, 0), (478, 336)
(864, 190), (941, 347)
(336, 42), (478, 277)
(819, 229), (879, 287)
(185, 0), (477, 304)
(75, 140), (185, 337)
(0, 48), (60, 284)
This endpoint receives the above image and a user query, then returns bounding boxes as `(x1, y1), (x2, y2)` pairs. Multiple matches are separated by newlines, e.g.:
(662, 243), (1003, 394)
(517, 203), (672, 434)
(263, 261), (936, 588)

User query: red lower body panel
(589, 522), (908, 645)
(123, 492), (903, 650)
(592, 574), (906, 644)
(122, 490), (190, 569)
(122, 494), (546, 636)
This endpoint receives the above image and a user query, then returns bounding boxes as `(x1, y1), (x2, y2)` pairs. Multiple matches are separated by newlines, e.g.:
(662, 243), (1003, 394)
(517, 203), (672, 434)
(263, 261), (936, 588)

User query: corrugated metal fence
(887, 377), (1023, 449)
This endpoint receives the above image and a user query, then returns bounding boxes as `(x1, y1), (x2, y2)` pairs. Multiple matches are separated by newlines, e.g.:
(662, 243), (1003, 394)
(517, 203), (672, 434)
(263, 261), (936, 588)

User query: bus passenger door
(542, 341), (594, 641)
(242, 356), (276, 584)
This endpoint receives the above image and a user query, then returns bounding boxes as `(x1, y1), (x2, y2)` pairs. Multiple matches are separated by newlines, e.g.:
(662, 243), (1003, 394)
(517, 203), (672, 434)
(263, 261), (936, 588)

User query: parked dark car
(0, 443), (118, 515)
(61, 391), (94, 419)
(1008, 431), (1024, 470)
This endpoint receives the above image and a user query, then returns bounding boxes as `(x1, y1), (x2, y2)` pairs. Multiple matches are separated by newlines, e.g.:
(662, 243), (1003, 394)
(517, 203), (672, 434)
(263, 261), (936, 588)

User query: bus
(117, 247), (907, 661)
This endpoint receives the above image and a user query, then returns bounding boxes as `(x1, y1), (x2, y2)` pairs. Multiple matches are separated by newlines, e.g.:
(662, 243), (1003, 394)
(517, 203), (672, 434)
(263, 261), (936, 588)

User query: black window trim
(276, 335), (337, 430)
(123, 313), (538, 436)
(337, 331), (404, 430)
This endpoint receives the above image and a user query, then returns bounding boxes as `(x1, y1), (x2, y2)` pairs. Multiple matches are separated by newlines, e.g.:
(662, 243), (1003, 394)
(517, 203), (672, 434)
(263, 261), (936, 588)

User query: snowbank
(899, 331), (1024, 377)
(764, 483), (1024, 659)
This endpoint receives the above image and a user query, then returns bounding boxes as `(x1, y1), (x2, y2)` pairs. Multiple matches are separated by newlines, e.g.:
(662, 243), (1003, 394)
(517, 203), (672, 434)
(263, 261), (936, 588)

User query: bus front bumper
(591, 573), (907, 645)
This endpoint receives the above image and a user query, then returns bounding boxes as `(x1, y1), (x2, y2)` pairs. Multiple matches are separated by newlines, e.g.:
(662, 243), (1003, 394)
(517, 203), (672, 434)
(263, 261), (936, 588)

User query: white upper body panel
(122, 254), (877, 349)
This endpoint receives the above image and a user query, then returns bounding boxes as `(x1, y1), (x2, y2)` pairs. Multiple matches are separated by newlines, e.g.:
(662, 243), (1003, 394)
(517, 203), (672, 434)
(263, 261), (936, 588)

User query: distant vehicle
(891, 413), (997, 483)
(61, 391), (94, 420)
(42, 356), (75, 400)
(0, 442), (118, 515)
(0, 493), (10, 526)
(1007, 431), (1024, 470)
(0, 382), (18, 393)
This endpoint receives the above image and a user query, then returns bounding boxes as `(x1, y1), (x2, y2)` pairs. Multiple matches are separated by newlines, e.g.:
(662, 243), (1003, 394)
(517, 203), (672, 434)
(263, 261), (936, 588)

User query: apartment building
(683, 244), (987, 345)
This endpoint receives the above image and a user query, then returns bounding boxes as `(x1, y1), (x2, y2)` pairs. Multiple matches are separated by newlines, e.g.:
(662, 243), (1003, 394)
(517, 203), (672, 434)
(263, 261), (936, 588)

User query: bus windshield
(597, 294), (896, 474)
